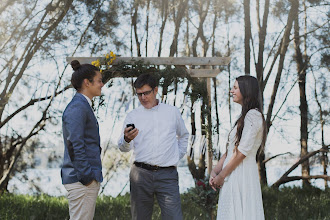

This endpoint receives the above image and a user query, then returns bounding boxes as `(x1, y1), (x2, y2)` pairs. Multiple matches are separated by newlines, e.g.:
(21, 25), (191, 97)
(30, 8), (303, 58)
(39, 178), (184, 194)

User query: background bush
(0, 186), (329, 220)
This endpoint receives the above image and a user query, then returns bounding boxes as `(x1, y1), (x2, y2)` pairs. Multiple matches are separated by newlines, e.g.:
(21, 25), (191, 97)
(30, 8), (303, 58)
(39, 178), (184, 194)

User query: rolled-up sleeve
(117, 114), (133, 152)
(175, 108), (189, 159)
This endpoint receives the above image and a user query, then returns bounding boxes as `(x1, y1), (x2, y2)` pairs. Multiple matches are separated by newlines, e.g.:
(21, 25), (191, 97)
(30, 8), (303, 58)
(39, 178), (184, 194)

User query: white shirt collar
(142, 99), (160, 111)
(81, 93), (92, 107)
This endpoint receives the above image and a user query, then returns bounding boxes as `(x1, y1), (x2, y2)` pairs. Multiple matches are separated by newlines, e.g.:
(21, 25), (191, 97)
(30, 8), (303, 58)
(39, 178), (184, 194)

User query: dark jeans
(129, 164), (183, 220)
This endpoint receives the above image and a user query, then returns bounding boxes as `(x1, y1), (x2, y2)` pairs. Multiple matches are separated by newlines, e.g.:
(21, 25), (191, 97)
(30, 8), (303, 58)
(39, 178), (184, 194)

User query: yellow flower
(105, 54), (110, 59)
(92, 59), (101, 67)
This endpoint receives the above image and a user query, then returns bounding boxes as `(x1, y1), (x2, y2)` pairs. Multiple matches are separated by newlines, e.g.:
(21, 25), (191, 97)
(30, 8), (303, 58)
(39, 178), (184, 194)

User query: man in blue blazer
(61, 60), (104, 220)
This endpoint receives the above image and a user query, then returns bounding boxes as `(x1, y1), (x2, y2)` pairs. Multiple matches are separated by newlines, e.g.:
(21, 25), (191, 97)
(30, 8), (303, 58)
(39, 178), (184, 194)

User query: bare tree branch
(272, 148), (329, 188)
(271, 79), (298, 123)
(262, 152), (293, 164)
(273, 175), (329, 187)
(0, 85), (71, 128)
(265, 0), (299, 131)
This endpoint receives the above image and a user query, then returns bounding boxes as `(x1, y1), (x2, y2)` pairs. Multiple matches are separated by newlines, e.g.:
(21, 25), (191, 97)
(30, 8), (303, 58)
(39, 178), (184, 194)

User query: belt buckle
(153, 165), (159, 171)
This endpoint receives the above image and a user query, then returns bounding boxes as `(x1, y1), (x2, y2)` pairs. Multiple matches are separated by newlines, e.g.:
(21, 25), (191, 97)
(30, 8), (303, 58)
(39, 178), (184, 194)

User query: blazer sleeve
(63, 103), (95, 185)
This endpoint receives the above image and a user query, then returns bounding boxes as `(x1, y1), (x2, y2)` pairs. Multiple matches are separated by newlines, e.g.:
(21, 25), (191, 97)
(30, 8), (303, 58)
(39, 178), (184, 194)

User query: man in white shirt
(118, 73), (189, 220)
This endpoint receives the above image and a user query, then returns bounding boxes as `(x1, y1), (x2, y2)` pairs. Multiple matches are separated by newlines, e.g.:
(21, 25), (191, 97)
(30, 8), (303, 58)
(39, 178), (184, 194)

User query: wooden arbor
(66, 56), (231, 175)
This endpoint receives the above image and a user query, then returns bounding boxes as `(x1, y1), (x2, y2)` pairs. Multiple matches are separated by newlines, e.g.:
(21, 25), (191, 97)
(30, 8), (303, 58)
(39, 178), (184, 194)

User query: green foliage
(0, 193), (69, 220)
(1, 186), (329, 220)
(102, 61), (208, 103)
(262, 186), (330, 220)
(94, 194), (131, 219)
(185, 178), (219, 219)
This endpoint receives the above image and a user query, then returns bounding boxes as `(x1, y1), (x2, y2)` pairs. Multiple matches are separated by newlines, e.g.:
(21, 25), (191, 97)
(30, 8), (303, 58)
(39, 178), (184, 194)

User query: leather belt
(134, 161), (175, 171)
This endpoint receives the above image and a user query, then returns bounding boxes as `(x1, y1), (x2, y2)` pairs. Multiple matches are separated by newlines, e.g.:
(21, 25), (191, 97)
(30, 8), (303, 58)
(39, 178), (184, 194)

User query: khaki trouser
(64, 180), (100, 220)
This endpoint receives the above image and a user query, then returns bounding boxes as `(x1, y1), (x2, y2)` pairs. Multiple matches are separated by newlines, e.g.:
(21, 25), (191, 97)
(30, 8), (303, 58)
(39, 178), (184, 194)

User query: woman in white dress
(210, 75), (267, 220)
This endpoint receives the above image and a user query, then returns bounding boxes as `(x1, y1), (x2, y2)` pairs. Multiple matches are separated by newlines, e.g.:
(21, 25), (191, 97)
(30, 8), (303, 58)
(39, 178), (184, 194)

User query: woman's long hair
(233, 75), (267, 155)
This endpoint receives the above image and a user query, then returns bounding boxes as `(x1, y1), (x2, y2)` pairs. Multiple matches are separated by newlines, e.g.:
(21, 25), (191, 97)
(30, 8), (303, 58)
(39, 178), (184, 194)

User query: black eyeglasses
(136, 89), (153, 97)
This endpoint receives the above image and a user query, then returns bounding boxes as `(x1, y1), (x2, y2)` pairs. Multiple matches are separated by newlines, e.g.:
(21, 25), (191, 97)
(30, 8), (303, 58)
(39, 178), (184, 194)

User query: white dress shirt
(81, 93), (92, 107)
(117, 102), (189, 167)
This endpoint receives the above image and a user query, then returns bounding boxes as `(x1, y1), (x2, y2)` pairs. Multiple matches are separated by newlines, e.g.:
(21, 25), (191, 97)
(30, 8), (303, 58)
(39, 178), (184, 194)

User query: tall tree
(169, 0), (189, 57)
(293, 0), (310, 187)
(145, 0), (151, 56)
(0, 0), (74, 192)
(254, 0), (270, 185)
(191, 0), (211, 57)
(132, 0), (142, 57)
(156, 0), (169, 57)
(244, 0), (251, 74)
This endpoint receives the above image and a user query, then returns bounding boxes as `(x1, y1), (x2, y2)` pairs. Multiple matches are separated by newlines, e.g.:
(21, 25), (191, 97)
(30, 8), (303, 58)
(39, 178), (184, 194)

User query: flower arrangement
(91, 51), (116, 73)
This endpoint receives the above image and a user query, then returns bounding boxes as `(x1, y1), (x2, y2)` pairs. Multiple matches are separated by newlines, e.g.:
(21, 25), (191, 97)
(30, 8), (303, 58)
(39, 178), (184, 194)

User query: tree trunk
(265, 0), (298, 132)
(145, 0), (151, 56)
(255, 0), (270, 83)
(184, 8), (190, 56)
(255, 0), (270, 186)
(169, 0), (188, 57)
(226, 20), (232, 126)
(191, 0), (211, 57)
(265, 0), (299, 185)
(158, 0), (169, 57)
(132, 1), (141, 57)
(206, 77), (213, 176)
(211, 11), (220, 157)
(293, 1), (310, 187)
(313, 62), (328, 188)
(244, 0), (251, 75)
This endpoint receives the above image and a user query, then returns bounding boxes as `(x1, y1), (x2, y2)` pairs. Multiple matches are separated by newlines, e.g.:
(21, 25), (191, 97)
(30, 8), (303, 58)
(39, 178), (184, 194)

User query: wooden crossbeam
(66, 57), (231, 66)
(103, 69), (220, 78)
(187, 69), (220, 77)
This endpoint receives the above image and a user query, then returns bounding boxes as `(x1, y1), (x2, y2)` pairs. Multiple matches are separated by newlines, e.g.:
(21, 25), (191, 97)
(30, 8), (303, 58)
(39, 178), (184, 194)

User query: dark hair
(234, 75), (267, 154)
(133, 73), (158, 89)
(70, 60), (99, 91)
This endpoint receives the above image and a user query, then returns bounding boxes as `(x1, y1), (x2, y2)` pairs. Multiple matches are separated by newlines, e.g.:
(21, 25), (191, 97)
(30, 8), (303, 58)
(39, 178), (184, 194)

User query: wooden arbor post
(66, 57), (231, 176)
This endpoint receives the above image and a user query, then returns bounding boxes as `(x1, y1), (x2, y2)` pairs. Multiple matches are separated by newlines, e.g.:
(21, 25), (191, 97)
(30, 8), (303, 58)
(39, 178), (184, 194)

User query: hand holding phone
(126, 124), (135, 132)
(125, 124), (138, 143)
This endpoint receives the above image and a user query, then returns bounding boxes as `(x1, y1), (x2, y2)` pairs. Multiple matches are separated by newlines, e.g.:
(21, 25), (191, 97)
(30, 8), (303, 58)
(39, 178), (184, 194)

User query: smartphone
(126, 124), (135, 132)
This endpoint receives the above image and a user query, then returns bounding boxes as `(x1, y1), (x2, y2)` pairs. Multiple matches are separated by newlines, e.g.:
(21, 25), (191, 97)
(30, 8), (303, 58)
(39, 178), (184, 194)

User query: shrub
(0, 186), (329, 220)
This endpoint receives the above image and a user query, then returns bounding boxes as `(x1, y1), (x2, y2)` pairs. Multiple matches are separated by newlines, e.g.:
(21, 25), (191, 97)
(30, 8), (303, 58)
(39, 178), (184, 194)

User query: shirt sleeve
(237, 110), (263, 156)
(117, 114), (133, 152)
(63, 103), (95, 185)
(175, 108), (189, 159)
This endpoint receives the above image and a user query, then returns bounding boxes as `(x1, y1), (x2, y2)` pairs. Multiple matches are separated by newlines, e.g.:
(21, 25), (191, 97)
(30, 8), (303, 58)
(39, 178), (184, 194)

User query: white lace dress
(217, 109), (265, 220)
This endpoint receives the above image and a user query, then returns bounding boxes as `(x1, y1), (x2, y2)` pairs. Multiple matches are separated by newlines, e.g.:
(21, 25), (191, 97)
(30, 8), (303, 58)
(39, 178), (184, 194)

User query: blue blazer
(61, 93), (103, 185)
